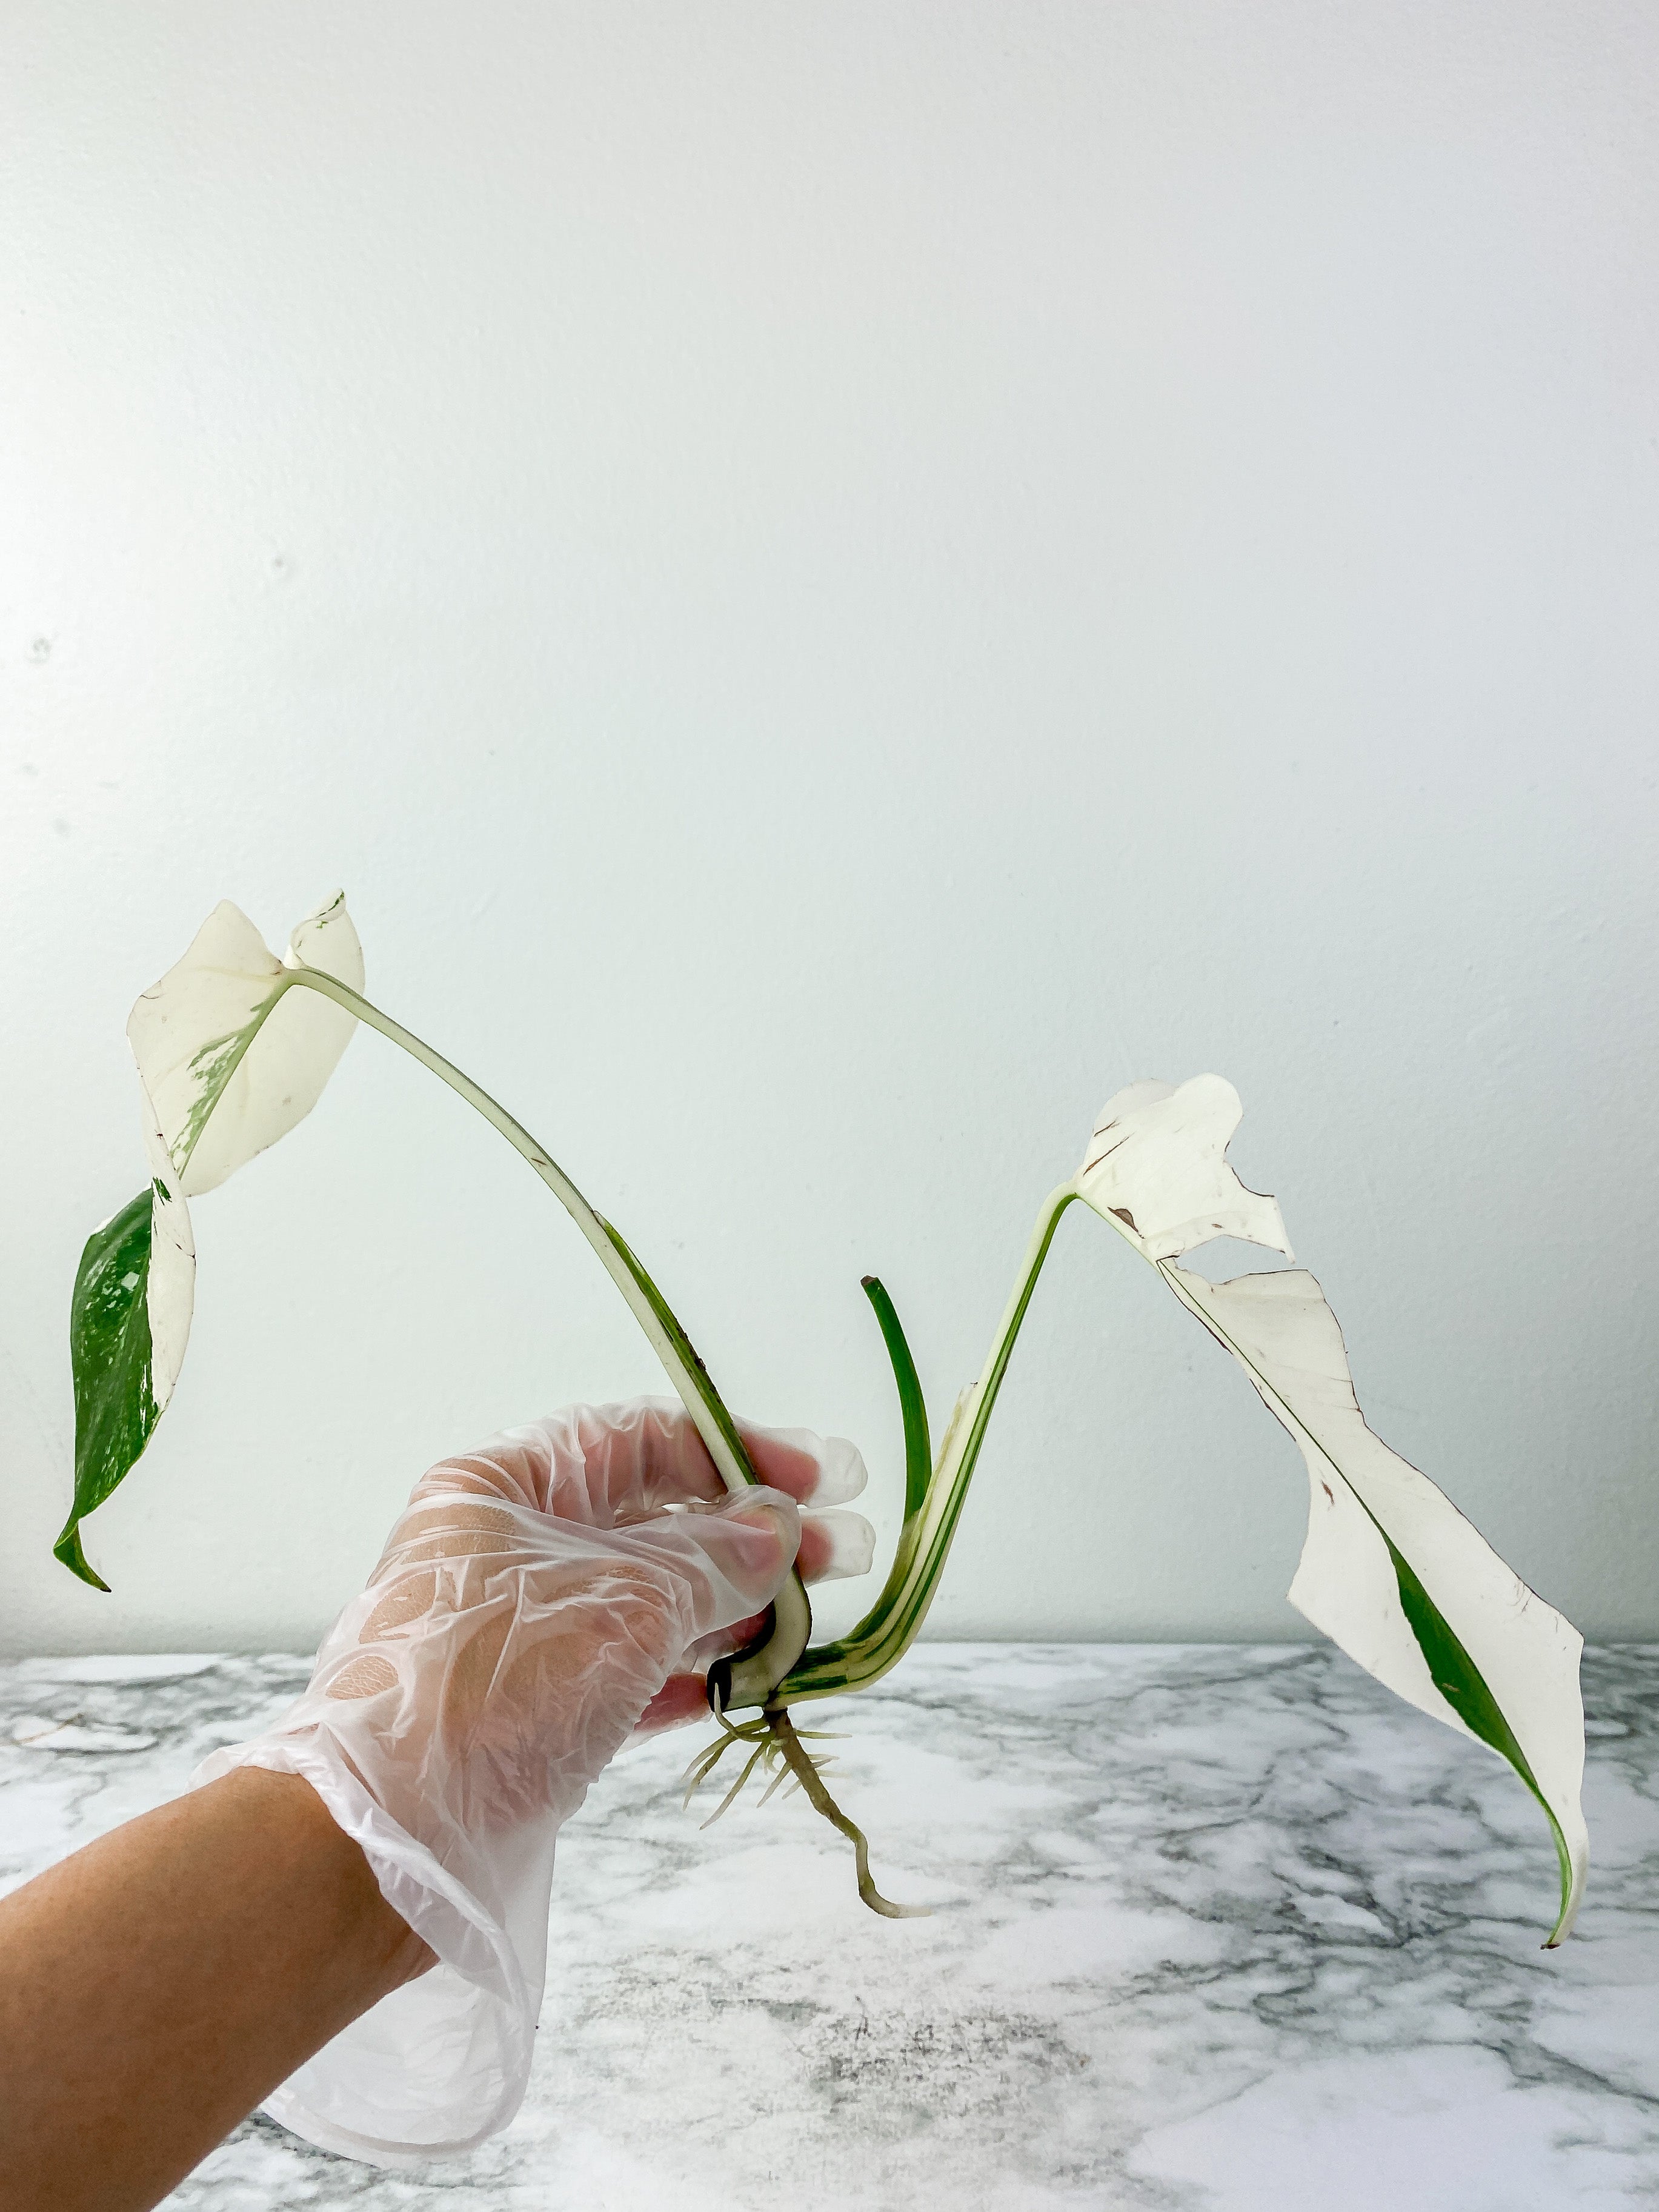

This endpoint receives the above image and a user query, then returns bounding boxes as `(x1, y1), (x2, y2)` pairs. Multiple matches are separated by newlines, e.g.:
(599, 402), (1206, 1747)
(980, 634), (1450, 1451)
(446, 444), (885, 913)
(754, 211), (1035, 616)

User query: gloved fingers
(574, 1402), (871, 1526)
(630, 1504), (877, 1738)
(363, 1483), (807, 1632)
(610, 1486), (802, 1642)
(631, 1671), (717, 1736)
(404, 1400), (871, 1532)
(570, 1400), (726, 1521)
(740, 1424), (869, 1510)
(422, 1400), (728, 1524)
(392, 1428), (571, 1522)
(336, 1558), (689, 1825)
(645, 1504), (873, 1616)
(357, 1483), (869, 1722)
(379, 1405), (718, 1548)
(657, 1504), (873, 1598)
(365, 1483), (803, 1647)
(479, 1489), (800, 1803)
(797, 1506), (876, 1583)
(365, 1496), (524, 1595)
(321, 1488), (799, 1818)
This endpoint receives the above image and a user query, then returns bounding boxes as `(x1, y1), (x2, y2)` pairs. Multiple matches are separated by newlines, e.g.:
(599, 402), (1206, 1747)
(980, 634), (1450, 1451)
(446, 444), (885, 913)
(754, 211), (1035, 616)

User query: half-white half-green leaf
(59, 894), (364, 1588)
(1072, 1074), (1588, 1945)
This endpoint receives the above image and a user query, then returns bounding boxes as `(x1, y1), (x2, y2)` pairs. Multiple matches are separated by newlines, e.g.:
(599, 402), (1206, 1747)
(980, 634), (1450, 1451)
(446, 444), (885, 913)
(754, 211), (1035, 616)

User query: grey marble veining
(4, 1644), (1658, 2211)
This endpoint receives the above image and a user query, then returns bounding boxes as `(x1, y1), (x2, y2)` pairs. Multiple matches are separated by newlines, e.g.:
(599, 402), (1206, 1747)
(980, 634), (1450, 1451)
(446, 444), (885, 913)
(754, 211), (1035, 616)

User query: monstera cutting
(64, 892), (1588, 1942)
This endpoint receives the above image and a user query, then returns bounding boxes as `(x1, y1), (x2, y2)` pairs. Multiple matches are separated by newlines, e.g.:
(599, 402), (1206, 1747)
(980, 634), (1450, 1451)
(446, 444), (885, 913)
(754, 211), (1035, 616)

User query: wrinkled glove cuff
(193, 1730), (543, 2167)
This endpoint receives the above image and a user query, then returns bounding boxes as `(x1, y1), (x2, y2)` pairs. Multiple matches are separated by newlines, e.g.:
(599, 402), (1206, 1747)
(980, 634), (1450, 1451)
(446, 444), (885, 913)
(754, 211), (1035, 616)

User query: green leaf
(58, 1192), (159, 1590)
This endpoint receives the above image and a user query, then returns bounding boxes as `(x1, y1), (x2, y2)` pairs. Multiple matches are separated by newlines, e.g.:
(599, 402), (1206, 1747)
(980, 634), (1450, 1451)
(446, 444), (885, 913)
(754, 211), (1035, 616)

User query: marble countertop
(4, 1642), (1658, 2211)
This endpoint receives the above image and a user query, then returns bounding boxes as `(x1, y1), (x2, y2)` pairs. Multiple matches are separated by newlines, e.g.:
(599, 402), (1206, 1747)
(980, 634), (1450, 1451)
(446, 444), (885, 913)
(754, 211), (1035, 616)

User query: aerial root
(680, 1690), (929, 1920)
(679, 1694), (841, 1828)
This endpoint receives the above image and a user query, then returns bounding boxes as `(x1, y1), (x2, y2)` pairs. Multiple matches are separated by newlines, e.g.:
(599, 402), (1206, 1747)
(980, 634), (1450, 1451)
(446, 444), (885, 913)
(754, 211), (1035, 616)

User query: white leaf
(127, 891), (364, 1197)
(1071, 1074), (1588, 1942)
(1163, 1261), (1587, 1942)
(1075, 1074), (1292, 1262)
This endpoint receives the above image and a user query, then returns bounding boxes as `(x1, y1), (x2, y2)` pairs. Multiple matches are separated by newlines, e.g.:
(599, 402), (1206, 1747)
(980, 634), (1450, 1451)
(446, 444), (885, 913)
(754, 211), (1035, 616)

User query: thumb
(613, 1487), (801, 1648)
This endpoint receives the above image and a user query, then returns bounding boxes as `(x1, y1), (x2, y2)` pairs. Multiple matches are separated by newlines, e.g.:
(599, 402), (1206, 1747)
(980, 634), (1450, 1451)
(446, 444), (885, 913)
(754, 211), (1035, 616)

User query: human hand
(195, 1398), (874, 2164)
(355, 1397), (873, 1762)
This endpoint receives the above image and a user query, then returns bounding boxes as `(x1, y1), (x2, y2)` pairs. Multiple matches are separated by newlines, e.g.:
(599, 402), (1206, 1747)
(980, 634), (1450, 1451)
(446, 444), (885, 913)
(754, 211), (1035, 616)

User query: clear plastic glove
(194, 1399), (873, 2167)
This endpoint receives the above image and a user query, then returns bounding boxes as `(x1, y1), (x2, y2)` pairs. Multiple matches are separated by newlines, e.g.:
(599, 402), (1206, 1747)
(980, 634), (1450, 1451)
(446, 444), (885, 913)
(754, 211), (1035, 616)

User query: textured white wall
(2, 4), (1656, 1659)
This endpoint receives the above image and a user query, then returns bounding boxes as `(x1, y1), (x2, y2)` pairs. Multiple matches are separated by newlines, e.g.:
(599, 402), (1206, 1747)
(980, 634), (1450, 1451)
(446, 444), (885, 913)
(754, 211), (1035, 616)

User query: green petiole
(65, 906), (1593, 1941)
(281, 968), (815, 1696)
(81, 948), (1085, 1908)
(768, 1187), (1078, 1707)
(287, 969), (1074, 1722)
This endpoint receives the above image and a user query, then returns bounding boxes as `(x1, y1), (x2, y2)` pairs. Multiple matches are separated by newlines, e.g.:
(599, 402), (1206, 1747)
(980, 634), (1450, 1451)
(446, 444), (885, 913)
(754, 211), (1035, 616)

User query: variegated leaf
(1072, 1074), (1588, 1943)
(59, 894), (362, 1587)
(128, 891), (364, 1197)
(1077, 1075), (1292, 1262)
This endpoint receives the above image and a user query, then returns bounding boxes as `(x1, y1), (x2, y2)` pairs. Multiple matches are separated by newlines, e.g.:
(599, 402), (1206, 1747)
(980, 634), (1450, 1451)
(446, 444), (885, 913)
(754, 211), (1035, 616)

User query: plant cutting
(65, 893), (1589, 1943)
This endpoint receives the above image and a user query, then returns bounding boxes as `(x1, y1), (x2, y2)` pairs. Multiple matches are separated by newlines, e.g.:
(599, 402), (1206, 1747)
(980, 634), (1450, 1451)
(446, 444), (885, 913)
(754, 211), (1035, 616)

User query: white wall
(2, 3), (1656, 1659)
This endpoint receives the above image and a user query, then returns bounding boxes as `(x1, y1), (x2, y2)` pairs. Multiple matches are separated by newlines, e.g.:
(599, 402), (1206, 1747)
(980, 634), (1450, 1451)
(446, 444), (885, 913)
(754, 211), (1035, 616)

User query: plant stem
(773, 1184), (1079, 1707)
(284, 967), (812, 1690)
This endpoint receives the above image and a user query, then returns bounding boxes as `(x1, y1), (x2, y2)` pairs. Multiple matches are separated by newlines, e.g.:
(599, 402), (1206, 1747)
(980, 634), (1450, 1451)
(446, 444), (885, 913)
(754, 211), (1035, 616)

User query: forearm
(0, 1767), (432, 2212)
